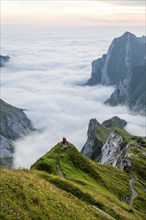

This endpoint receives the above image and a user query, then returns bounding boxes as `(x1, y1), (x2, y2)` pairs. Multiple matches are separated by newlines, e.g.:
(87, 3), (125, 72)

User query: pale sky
(1, 0), (145, 26)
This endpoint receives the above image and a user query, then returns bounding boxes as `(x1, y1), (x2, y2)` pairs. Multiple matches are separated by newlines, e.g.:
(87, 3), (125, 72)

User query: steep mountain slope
(31, 142), (145, 219)
(86, 32), (146, 114)
(0, 169), (106, 220)
(0, 99), (34, 168)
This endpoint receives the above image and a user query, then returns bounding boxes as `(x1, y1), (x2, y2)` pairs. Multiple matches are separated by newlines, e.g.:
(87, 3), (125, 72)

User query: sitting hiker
(62, 137), (67, 144)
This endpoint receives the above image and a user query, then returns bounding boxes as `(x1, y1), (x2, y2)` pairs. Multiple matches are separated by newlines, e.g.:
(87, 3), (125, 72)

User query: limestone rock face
(111, 142), (142, 170)
(0, 99), (34, 168)
(86, 32), (146, 114)
(100, 131), (123, 165)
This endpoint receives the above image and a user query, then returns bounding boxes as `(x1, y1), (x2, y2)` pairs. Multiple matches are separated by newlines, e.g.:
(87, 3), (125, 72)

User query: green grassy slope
(31, 142), (145, 220)
(0, 169), (110, 220)
(94, 122), (131, 144)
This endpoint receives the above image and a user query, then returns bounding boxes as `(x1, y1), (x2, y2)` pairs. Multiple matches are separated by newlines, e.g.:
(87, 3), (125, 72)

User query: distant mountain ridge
(86, 32), (146, 114)
(0, 99), (34, 168)
(0, 55), (10, 67)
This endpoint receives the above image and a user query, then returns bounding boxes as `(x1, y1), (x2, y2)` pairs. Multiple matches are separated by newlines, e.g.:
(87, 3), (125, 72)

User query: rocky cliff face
(110, 142), (141, 170)
(0, 55), (10, 67)
(81, 116), (130, 162)
(86, 32), (146, 114)
(81, 119), (103, 160)
(100, 131), (123, 164)
(99, 134), (143, 169)
(106, 64), (146, 115)
(82, 116), (146, 176)
(0, 99), (34, 168)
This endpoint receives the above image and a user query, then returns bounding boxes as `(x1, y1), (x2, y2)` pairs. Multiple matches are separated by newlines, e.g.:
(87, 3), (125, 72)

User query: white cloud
(1, 26), (145, 168)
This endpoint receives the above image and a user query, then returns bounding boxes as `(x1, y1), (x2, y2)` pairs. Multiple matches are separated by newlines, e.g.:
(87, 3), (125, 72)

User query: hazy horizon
(1, 0), (145, 26)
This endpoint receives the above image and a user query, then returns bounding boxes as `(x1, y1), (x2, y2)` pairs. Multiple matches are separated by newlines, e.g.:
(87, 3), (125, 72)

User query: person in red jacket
(62, 137), (67, 144)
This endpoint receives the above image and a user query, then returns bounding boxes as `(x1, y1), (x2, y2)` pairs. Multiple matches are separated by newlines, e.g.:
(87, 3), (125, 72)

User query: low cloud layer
(1, 26), (145, 168)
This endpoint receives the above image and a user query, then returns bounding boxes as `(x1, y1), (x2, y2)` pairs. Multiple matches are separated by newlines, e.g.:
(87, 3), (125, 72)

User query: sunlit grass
(31, 142), (145, 219)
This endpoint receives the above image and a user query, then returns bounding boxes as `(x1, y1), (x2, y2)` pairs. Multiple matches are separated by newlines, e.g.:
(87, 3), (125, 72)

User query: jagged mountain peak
(86, 31), (145, 84)
(122, 31), (133, 36)
(88, 118), (100, 132)
(112, 31), (136, 46)
(120, 31), (136, 39)
(89, 118), (99, 124)
(120, 32), (146, 44)
(86, 32), (145, 114)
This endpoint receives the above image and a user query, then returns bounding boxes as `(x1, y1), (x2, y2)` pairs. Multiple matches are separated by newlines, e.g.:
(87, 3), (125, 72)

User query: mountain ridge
(86, 32), (146, 114)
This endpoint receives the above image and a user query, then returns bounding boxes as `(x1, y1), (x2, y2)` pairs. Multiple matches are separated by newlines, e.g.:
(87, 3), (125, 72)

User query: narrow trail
(56, 143), (117, 219)
(56, 143), (68, 178)
(129, 177), (138, 207)
(56, 154), (64, 178)
(56, 164), (64, 178)
(93, 206), (116, 220)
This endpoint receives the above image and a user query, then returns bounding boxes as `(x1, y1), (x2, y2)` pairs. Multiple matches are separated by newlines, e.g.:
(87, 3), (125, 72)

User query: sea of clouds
(1, 25), (145, 168)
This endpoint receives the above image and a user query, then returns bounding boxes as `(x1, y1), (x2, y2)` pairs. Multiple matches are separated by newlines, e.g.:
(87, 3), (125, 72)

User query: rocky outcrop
(0, 55), (10, 67)
(81, 116), (130, 162)
(81, 119), (103, 160)
(0, 99), (34, 168)
(100, 138), (143, 170)
(100, 132), (123, 164)
(82, 116), (146, 177)
(86, 32), (146, 114)
(110, 142), (142, 170)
